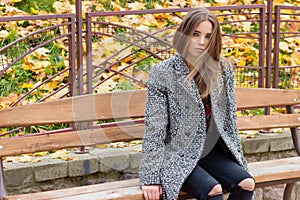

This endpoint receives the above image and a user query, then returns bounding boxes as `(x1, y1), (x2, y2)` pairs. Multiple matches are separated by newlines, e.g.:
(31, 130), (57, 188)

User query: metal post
(265, 0), (273, 116)
(266, 0), (273, 88)
(273, 5), (281, 88)
(286, 105), (300, 156)
(69, 16), (77, 97)
(86, 13), (93, 94)
(0, 158), (8, 199)
(76, 0), (84, 96)
(258, 6), (266, 88)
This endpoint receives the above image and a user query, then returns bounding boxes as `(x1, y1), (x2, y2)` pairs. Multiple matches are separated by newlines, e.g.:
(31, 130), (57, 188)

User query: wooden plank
(3, 179), (141, 200)
(4, 157), (300, 199)
(0, 90), (147, 128)
(1, 88), (300, 128)
(1, 113), (300, 157)
(51, 186), (144, 200)
(235, 88), (300, 110)
(0, 124), (145, 157)
(237, 114), (300, 131)
(249, 157), (300, 184)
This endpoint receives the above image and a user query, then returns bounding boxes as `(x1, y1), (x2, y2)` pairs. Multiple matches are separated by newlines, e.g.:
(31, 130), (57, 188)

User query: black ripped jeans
(180, 140), (254, 200)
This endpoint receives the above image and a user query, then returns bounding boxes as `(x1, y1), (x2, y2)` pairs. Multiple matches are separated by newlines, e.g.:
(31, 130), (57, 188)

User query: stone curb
(3, 130), (298, 196)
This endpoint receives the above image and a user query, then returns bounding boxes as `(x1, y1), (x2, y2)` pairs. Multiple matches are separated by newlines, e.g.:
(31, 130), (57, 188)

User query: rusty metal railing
(0, 14), (76, 137)
(85, 5), (266, 96)
(273, 5), (300, 89)
(0, 14), (76, 105)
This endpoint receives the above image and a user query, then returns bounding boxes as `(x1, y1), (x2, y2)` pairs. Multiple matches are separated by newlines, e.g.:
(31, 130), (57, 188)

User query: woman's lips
(195, 47), (204, 53)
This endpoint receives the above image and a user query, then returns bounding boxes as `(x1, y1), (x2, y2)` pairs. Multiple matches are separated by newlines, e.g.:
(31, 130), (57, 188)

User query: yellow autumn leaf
(49, 150), (70, 159)
(109, 142), (128, 148)
(238, 60), (246, 66)
(30, 7), (39, 15)
(32, 60), (51, 71)
(3, 156), (18, 163)
(18, 155), (33, 163)
(111, 1), (122, 11)
(53, 1), (72, 14)
(236, 111), (243, 117)
(127, 2), (146, 10)
(32, 47), (51, 59)
(244, 130), (259, 135)
(0, 30), (9, 39)
(279, 42), (290, 52)
(55, 42), (68, 51)
(94, 78), (118, 93)
(33, 151), (49, 157)
(274, 0), (285, 4)
(270, 128), (284, 133)
(133, 148), (142, 153)
(142, 15), (160, 27)
(214, 0), (229, 5)
(31, 159), (42, 163)
(4, 5), (28, 16)
(20, 82), (34, 89)
(129, 140), (142, 145)
(97, 144), (108, 149)
(48, 81), (59, 90)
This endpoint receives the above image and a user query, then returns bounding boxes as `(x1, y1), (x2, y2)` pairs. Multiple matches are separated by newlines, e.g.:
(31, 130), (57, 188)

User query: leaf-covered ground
(1, 0), (300, 163)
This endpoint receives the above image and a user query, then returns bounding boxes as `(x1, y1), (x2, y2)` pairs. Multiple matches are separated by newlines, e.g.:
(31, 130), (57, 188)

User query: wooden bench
(0, 87), (300, 200)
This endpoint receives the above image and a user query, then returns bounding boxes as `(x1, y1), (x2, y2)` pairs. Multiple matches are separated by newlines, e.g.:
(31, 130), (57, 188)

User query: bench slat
(53, 187), (143, 200)
(0, 90), (147, 128)
(1, 88), (300, 129)
(3, 179), (140, 200)
(1, 114), (300, 157)
(249, 157), (300, 185)
(235, 88), (300, 110)
(0, 124), (144, 157)
(4, 157), (300, 200)
(237, 114), (300, 130)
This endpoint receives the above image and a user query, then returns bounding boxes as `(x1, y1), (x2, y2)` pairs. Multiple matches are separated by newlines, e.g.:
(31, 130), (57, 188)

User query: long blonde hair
(173, 7), (222, 98)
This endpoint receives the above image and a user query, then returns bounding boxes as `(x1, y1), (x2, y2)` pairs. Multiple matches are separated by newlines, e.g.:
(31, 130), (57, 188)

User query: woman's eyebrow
(194, 30), (212, 34)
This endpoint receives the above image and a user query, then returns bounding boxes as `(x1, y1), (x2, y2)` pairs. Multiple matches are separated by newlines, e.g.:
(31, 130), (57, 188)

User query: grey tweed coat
(139, 53), (248, 200)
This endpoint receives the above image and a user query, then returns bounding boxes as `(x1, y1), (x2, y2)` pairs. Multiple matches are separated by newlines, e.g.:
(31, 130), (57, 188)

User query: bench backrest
(0, 88), (300, 157)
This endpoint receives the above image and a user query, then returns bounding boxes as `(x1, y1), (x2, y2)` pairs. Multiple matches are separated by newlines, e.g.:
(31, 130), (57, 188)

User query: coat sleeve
(139, 64), (169, 185)
(223, 60), (249, 170)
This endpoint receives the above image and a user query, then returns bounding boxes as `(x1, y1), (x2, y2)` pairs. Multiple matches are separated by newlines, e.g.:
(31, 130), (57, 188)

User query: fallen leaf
(97, 144), (108, 149)
(18, 155), (32, 163)
(0, 30), (9, 38)
(33, 151), (49, 157)
(133, 148), (142, 153)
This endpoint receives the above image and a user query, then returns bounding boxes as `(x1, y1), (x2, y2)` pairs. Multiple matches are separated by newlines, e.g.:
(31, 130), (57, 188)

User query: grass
(14, 0), (57, 14)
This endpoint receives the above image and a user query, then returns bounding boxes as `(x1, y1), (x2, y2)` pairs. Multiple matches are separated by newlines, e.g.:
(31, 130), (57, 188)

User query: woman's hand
(141, 184), (163, 200)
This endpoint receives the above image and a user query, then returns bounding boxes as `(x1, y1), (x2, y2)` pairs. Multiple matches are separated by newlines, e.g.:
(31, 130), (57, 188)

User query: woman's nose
(197, 36), (205, 46)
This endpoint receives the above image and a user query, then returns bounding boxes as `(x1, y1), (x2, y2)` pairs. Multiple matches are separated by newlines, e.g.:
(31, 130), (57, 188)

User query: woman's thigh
(181, 164), (219, 199)
(198, 150), (253, 192)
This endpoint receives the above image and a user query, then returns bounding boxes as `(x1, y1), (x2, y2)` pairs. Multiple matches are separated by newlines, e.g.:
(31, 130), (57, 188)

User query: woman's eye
(205, 35), (211, 39)
(193, 32), (199, 37)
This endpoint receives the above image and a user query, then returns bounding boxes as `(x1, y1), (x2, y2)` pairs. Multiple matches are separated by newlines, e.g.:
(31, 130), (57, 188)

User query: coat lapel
(210, 73), (226, 136)
(173, 54), (202, 105)
(178, 75), (202, 105)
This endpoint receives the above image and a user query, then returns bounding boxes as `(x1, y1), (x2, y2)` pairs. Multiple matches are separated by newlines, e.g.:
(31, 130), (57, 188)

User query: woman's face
(187, 20), (213, 56)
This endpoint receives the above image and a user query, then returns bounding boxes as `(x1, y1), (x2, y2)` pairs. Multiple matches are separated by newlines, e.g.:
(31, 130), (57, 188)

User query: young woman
(139, 7), (255, 200)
